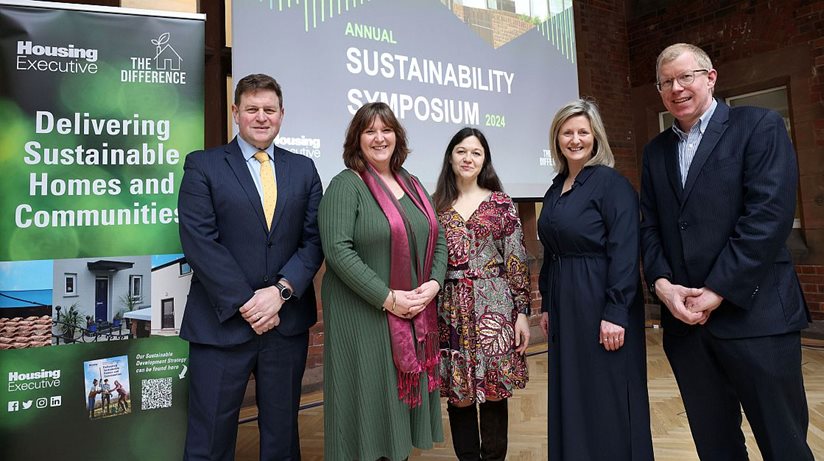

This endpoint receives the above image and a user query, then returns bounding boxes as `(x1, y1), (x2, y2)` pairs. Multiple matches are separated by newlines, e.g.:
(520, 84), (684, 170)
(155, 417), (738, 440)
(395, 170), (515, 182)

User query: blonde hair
(548, 99), (614, 175)
(656, 43), (713, 79)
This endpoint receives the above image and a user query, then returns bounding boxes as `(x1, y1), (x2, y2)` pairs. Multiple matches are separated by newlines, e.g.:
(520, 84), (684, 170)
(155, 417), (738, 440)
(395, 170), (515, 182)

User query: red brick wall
(488, 10), (535, 48)
(449, 4), (538, 49)
(798, 265), (824, 321)
(575, 0), (638, 187)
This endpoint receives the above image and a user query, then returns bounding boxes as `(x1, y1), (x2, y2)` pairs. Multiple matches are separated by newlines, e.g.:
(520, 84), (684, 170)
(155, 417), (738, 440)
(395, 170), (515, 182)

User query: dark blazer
(177, 138), (323, 346)
(640, 100), (809, 338)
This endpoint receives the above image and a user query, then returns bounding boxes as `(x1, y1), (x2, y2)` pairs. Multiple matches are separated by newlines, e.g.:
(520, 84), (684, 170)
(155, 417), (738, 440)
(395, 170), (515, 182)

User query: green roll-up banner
(0, 1), (204, 459)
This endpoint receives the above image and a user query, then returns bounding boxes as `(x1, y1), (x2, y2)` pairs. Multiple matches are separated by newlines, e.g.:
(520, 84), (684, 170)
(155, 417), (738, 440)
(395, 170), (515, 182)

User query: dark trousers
(664, 328), (813, 461)
(184, 330), (309, 461)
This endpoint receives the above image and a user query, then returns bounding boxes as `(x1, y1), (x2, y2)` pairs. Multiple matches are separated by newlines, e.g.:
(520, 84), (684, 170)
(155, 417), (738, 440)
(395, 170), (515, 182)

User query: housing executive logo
(276, 135), (323, 159)
(7, 368), (62, 391)
(15, 40), (99, 75)
(121, 32), (188, 85)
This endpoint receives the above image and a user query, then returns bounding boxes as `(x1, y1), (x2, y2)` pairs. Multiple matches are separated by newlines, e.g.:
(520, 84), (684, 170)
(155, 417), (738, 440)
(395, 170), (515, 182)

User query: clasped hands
(655, 278), (723, 325)
(383, 280), (441, 320)
(239, 282), (291, 335)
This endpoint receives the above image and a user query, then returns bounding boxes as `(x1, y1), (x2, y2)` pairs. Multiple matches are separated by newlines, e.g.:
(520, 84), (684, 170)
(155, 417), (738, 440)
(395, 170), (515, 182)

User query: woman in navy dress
(538, 99), (654, 460)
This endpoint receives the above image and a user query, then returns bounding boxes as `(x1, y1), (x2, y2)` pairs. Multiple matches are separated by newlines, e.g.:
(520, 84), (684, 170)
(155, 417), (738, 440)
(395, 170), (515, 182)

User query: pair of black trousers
(664, 328), (813, 461)
(184, 331), (309, 461)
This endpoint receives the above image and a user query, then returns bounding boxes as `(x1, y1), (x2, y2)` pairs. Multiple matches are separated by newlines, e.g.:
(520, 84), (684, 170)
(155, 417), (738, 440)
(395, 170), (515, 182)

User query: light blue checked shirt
(671, 98), (717, 187)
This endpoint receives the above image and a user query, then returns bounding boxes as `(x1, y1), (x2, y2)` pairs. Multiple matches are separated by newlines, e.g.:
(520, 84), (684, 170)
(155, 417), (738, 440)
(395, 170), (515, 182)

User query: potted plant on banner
(60, 303), (83, 342)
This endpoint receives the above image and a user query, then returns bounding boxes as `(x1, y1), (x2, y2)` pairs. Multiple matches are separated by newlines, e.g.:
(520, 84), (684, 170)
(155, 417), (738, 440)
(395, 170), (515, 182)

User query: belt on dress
(547, 251), (606, 260)
(445, 265), (505, 281)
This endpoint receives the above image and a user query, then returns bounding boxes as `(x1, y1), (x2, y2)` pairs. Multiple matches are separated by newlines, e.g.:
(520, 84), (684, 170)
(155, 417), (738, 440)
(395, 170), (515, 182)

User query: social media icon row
(7, 396), (61, 411)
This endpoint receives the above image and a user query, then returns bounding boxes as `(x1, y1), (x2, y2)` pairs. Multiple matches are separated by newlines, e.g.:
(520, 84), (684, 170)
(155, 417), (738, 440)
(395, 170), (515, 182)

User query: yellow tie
(254, 151), (277, 230)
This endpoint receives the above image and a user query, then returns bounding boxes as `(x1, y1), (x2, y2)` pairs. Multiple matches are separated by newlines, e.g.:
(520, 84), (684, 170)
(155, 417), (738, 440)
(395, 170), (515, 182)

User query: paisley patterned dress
(437, 191), (530, 404)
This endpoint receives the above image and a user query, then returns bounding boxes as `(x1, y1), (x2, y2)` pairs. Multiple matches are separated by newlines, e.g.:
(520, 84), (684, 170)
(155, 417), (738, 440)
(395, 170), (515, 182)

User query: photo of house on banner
(84, 354), (131, 420)
(52, 257), (151, 344)
(149, 254), (192, 337)
(0, 260), (53, 349)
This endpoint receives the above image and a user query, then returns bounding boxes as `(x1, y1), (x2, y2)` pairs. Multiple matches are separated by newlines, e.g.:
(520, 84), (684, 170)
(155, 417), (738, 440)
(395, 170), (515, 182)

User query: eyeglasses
(655, 69), (709, 92)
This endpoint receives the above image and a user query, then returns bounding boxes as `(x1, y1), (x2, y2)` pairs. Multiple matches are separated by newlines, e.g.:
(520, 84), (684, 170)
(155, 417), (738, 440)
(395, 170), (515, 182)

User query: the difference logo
(121, 33), (188, 85)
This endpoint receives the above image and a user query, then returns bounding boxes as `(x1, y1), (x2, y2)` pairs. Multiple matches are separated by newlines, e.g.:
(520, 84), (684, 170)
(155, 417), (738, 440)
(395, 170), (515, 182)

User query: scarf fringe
(398, 370), (423, 408)
(399, 332), (441, 406)
(422, 331), (440, 392)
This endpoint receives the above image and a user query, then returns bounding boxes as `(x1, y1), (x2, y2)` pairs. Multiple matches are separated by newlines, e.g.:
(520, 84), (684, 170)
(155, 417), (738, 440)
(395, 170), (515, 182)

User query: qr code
(141, 377), (172, 410)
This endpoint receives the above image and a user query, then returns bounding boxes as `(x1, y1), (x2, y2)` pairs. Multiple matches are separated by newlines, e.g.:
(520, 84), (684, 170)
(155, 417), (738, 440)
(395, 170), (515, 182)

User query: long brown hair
(433, 127), (503, 212)
(342, 102), (409, 173)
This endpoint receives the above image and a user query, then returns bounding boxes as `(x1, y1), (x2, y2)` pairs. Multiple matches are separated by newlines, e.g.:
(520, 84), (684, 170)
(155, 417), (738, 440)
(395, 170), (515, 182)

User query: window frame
(129, 274), (143, 301)
(65, 273), (78, 297)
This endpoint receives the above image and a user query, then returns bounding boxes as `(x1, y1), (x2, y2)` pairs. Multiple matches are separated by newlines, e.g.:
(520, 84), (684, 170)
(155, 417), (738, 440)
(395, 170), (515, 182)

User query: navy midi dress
(538, 165), (654, 461)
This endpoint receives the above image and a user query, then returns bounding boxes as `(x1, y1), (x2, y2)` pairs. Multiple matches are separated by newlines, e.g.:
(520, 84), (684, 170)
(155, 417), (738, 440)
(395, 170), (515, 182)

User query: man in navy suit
(640, 44), (813, 460)
(178, 73), (323, 460)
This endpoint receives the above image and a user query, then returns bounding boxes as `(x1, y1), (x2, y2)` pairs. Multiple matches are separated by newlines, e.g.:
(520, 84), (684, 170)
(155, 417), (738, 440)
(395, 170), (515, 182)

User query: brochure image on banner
(233, 0), (578, 198)
(84, 354), (131, 419)
(0, 3), (205, 261)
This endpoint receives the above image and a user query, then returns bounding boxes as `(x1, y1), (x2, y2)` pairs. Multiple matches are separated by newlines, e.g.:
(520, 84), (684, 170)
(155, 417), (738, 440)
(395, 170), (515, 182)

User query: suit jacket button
(263, 275), (269, 282)
(679, 221), (688, 230)
(267, 242), (273, 248)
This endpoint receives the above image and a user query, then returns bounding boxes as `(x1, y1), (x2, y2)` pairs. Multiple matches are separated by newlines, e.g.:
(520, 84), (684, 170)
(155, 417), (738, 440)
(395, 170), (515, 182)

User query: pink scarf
(360, 165), (440, 407)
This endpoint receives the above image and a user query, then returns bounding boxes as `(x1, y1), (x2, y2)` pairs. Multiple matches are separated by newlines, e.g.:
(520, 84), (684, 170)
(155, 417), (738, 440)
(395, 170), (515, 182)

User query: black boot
(447, 403), (481, 461)
(480, 399), (508, 461)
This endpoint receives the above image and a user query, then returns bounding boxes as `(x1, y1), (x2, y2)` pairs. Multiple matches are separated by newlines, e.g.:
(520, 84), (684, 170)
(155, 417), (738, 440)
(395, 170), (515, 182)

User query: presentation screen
(233, 0), (578, 198)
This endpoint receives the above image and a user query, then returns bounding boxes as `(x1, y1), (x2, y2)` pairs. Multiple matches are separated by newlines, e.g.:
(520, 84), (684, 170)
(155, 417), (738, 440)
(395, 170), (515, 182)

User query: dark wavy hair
(433, 127), (503, 212)
(342, 102), (409, 173)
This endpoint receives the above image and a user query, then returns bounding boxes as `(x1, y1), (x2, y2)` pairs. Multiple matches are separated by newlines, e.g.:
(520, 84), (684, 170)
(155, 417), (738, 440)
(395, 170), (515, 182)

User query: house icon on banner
(152, 33), (182, 71)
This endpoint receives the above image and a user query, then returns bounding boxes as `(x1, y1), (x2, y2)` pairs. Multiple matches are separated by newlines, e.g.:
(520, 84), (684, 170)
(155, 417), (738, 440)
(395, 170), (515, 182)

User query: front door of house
(162, 298), (174, 329)
(95, 278), (108, 322)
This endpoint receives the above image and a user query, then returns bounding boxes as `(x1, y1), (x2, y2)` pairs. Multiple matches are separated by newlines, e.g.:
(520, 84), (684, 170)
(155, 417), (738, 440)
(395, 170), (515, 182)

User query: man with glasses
(640, 43), (813, 460)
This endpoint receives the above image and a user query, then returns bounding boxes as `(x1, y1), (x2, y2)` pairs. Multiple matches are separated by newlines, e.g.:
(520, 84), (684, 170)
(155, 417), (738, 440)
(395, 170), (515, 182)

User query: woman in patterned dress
(432, 127), (531, 461)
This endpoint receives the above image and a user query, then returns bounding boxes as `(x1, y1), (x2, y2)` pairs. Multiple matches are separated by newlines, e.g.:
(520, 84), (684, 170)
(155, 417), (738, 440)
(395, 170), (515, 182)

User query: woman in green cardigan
(318, 102), (447, 461)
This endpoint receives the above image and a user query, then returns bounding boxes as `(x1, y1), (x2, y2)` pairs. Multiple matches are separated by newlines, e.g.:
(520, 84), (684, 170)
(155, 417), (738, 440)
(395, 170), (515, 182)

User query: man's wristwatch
(275, 281), (293, 301)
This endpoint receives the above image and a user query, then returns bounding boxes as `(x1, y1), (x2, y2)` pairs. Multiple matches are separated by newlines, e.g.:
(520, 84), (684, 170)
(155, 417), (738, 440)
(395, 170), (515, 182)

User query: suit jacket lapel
(662, 130), (683, 203)
(224, 138), (269, 232)
(682, 101), (729, 205)
(269, 146), (291, 236)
